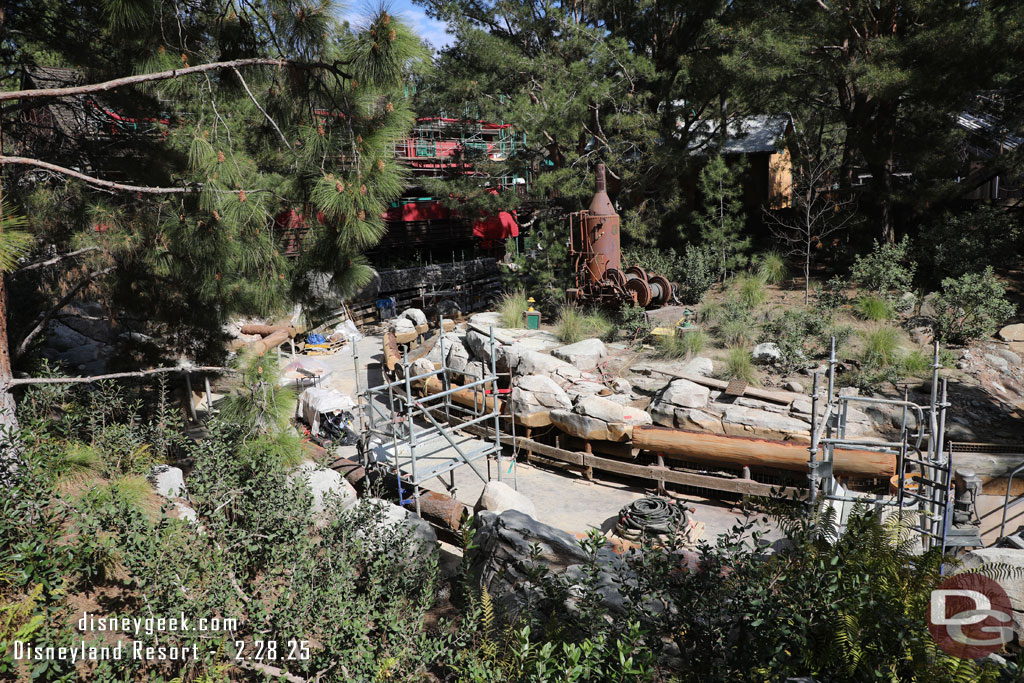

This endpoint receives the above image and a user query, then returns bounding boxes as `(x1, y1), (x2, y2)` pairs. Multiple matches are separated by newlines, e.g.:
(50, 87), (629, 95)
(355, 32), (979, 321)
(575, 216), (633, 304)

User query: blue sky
(341, 0), (454, 50)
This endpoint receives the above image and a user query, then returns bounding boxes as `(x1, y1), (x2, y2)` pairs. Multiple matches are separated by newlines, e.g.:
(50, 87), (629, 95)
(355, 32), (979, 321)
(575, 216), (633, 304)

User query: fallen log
(645, 369), (801, 406)
(240, 323), (292, 336)
(632, 424), (895, 479)
(248, 327), (292, 355)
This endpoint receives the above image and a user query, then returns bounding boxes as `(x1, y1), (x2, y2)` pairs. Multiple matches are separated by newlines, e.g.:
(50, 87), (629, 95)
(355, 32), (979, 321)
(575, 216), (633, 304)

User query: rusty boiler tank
(568, 163), (676, 308)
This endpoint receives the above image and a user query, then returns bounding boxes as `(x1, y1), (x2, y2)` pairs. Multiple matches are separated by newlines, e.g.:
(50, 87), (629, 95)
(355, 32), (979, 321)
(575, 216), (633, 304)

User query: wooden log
(382, 332), (402, 372)
(248, 328), (292, 355)
(421, 376), (503, 413)
(631, 425), (895, 478)
(646, 369), (801, 405)
(240, 323), (291, 337)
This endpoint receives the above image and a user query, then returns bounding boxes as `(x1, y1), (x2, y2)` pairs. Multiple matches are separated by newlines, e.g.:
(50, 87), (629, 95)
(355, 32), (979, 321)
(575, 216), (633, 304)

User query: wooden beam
(645, 369), (801, 405)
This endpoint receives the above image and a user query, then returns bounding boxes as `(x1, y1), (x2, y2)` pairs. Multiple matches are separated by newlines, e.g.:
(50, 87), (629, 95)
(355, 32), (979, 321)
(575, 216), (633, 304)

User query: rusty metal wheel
(624, 265), (648, 282)
(624, 277), (652, 307)
(648, 275), (672, 306)
(604, 267), (626, 290)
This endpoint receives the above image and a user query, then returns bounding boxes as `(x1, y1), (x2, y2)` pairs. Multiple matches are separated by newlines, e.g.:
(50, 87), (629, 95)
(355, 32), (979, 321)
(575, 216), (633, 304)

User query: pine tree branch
(0, 156), (194, 193)
(14, 266), (115, 360)
(8, 365), (233, 386)
(0, 57), (352, 103)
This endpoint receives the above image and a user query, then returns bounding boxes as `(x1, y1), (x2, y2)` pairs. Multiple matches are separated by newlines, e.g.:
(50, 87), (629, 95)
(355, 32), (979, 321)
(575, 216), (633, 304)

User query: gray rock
(466, 329), (501, 362)
(994, 348), (1022, 367)
(511, 375), (572, 415)
(752, 342), (782, 364)
(679, 356), (714, 377)
(399, 308), (428, 327)
(961, 547), (1024, 642)
(445, 337), (473, 374)
(390, 317), (416, 334)
(149, 465), (187, 499)
(629, 376), (669, 394)
(505, 345), (581, 380)
(291, 461), (357, 518)
(426, 332), (464, 364)
(919, 292), (940, 319)
(437, 299), (461, 318)
(650, 401), (677, 427)
(551, 338), (607, 369)
(574, 394), (652, 426)
(173, 502), (198, 523)
(998, 324), (1024, 343)
(722, 406), (811, 441)
(609, 377), (632, 394)
(469, 311), (503, 328)
(909, 326), (934, 346)
(562, 379), (608, 400)
(784, 381), (804, 393)
(550, 409), (613, 440)
(462, 360), (488, 380)
(364, 497), (438, 548)
(985, 353), (1011, 374)
(408, 357), (435, 379)
(674, 408), (724, 433)
(474, 481), (537, 519)
(658, 379), (711, 409)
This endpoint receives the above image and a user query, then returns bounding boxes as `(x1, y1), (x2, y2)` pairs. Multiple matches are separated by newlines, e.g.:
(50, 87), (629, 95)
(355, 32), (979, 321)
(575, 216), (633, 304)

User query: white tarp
(298, 387), (356, 435)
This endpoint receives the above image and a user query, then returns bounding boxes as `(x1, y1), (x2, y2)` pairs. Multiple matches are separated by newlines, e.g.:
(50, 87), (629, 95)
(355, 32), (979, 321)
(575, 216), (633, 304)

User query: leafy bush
(755, 250), (788, 285)
(656, 329), (707, 359)
(735, 272), (768, 310)
(759, 308), (847, 373)
(851, 235), (916, 296)
(932, 267), (1015, 345)
(496, 288), (529, 328)
(618, 303), (652, 346)
(723, 347), (757, 384)
(854, 294), (893, 321)
(816, 275), (849, 312)
(860, 326), (901, 368)
(677, 243), (718, 305)
(926, 206), (1022, 280)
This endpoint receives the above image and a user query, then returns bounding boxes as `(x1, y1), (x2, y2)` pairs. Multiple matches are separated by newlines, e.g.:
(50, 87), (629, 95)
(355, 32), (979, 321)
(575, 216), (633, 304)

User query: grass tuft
(496, 288), (529, 329)
(719, 319), (754, 348)
(756, 251), (789, 285)
(722, 347), (758, 384)
(656, 330), (708, 359)
(854, 295), (894, 322)
(555, 306), (613, 344)
(735, 273), (768, 310)
(899, 349), (933, 377)
(861, 326), (901, 368)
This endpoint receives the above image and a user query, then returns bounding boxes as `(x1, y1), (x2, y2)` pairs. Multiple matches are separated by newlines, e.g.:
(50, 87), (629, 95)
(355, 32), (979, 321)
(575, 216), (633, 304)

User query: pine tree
(694, 155), (748, 282)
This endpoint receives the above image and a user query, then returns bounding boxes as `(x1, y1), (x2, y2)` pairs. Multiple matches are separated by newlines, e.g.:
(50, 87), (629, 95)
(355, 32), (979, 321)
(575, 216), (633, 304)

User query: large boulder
(511, 375), (572, 415)
(291, 461), (358, 518)
(389, 317), (416, 335)
(468, 510), (630, 619)
(678, 356), (714, 377)
(363, 497), (438, 549)
(574, 395), (652, 426)
(149, 465), (187, 499)
(550, 409), (612, 440)
(474, 481), (537, 519)
(961, 548), (1024, 642)
(466, 328), (500, 362)
(675, 408), (725, 434)
(551, 338), (607, 369)
(722, 406), (811, 441)
(657, 379), (711, 409)
(505, 344), (581, 379)
(399, 308), (428, 327)
(426, 332), (464, 364)
(445, 337), (473, 374)
(998, 324), (1024, 343)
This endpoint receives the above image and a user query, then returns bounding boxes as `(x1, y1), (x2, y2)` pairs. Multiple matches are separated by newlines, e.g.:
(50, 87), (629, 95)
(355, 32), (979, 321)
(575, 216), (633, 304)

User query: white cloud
(339, 1), (453, 51)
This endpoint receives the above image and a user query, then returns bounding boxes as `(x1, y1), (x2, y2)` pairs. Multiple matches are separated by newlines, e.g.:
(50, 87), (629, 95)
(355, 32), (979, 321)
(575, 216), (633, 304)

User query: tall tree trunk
(0, 0), (19, 430)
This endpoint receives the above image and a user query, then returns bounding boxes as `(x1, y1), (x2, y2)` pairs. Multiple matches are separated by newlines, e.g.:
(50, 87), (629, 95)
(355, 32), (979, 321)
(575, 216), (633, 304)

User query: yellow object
(651, 327), (675, 337)
(527, 297), (536, 312)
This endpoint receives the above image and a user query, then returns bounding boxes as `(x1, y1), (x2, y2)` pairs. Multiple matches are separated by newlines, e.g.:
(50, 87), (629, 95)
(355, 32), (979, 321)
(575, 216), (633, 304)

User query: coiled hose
(615, 497), (691, 541)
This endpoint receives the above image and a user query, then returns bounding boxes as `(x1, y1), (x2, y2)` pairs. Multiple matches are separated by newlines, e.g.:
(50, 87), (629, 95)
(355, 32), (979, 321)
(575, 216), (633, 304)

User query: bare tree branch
(0, 57), (352, 103)
(8, 365), (232, 387)
(232, 67), (291, 149)
(14, 266), (115, 359)
(0, 156), (194, 193)
(13, 246), (103, 274)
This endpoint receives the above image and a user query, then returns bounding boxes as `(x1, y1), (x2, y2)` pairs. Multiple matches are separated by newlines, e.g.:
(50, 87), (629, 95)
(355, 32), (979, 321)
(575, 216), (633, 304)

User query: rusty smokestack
(585, 163), (621, 283)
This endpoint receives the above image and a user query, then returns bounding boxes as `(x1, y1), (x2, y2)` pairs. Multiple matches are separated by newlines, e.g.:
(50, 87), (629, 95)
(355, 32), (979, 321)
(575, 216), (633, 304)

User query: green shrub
(723, 347), (757, 384)
(656, 329), (707, 359)
(735, 272), (768, 310)
(899, 349), (933, 378)
(854, 294), (893, 321)
(816, 275), (849, 312)
(698, 300), (724, 324)
(555, 306), (613, 343)
(496, 288), (529, 328)
(719, 318), (753, 348)
(618, 303), (652, 346)
(759, 308), (847, 373)
(756, 250), (789, 285)
(925, 206), (1022, 281)
(932, 267), (1015, 345)
(851, 236), (916, 296)
(860, 326), (901, 369)
(677, 243), (718, 304)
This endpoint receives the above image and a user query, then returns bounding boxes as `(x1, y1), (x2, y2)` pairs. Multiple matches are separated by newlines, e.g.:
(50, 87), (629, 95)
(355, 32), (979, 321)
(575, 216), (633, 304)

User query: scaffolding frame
(808, 340), (954, 553)
(356, 323), (503, 516)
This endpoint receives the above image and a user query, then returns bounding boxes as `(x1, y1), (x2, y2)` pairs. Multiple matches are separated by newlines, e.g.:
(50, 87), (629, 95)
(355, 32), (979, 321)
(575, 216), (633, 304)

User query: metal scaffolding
(808, 340), (958, 553)
(356, 323), (503, 516)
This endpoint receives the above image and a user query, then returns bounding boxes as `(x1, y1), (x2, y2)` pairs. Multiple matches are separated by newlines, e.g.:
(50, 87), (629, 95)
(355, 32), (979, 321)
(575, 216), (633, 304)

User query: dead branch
(15, 266), (115, 360)
(0, 157), (193, 194)
(0, 57), (352, 103)
(232, 67), (291, 149)
(14, 247), (103, 274)
(8, 365), (232, 387)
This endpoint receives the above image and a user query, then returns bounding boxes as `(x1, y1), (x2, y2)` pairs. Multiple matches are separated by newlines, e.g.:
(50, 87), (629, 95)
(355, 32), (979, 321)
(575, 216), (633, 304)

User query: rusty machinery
(567, 163), (676, 308)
